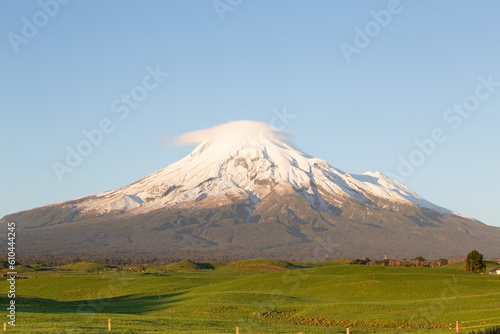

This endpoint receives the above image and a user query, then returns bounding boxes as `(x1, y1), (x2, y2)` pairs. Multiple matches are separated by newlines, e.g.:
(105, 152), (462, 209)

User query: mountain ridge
(44, 121), (464, 218)
(1, 120), (497, 260)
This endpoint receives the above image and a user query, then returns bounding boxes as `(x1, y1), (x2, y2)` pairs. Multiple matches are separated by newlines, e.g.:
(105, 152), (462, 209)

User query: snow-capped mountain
(2, 121), (499, 260)
(74, 121), (459, 218)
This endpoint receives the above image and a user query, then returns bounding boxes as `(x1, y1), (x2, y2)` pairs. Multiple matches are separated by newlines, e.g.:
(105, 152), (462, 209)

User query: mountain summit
(74, 120), (458, 217)
(3, 121), (499, 260)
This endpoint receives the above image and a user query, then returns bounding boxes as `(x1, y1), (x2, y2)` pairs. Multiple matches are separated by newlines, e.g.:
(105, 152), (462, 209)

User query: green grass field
(1, 259), (500, 333)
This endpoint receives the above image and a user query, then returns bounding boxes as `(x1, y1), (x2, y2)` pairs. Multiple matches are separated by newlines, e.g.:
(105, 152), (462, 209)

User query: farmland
(1, 259), (499, 333)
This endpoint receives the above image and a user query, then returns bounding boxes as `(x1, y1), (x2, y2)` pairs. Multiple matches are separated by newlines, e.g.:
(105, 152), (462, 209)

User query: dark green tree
(465, 250), (486, 273)
(438, 258), (449, 266)
(411, 256), (427, 263)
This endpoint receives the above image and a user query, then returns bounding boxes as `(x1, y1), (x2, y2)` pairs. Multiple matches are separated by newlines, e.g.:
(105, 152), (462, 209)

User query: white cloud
(161, 120), (292, 147)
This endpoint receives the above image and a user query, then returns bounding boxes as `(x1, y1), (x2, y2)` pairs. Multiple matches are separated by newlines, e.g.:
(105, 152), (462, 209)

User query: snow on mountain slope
(349, 171), (458, 216)
(72, 121), (463, 218)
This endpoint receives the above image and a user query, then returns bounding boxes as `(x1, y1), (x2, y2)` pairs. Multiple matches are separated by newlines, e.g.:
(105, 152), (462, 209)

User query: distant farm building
(489, 267), (500, 275)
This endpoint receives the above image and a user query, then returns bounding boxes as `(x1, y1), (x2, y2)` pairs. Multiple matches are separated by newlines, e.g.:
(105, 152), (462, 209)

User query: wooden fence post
(235, 326), (239, 334)
(347, 328), (350, 334)
(108, 318), (111, 331)
(456, 321), (459, 333)
(3, 323), (5, 331)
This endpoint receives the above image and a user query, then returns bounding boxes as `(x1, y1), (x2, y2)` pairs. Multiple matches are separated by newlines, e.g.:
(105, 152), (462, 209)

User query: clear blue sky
(1, 0), (499, 227)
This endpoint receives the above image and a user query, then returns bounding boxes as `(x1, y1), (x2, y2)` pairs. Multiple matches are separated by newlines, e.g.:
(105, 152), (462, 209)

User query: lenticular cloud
(165, 120), (291, 147)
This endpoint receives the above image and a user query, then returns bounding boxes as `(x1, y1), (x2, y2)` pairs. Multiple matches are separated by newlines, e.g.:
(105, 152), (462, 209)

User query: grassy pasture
(1, 260), (499, 333)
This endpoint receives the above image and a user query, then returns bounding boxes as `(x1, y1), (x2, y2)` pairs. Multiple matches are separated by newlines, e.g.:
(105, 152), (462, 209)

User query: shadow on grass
(1, 292), (187, 315)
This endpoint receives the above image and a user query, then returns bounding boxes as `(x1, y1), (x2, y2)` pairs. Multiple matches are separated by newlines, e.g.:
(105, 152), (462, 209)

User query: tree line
(6, 250), (491, 272)
(349, 250), (490, 273)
